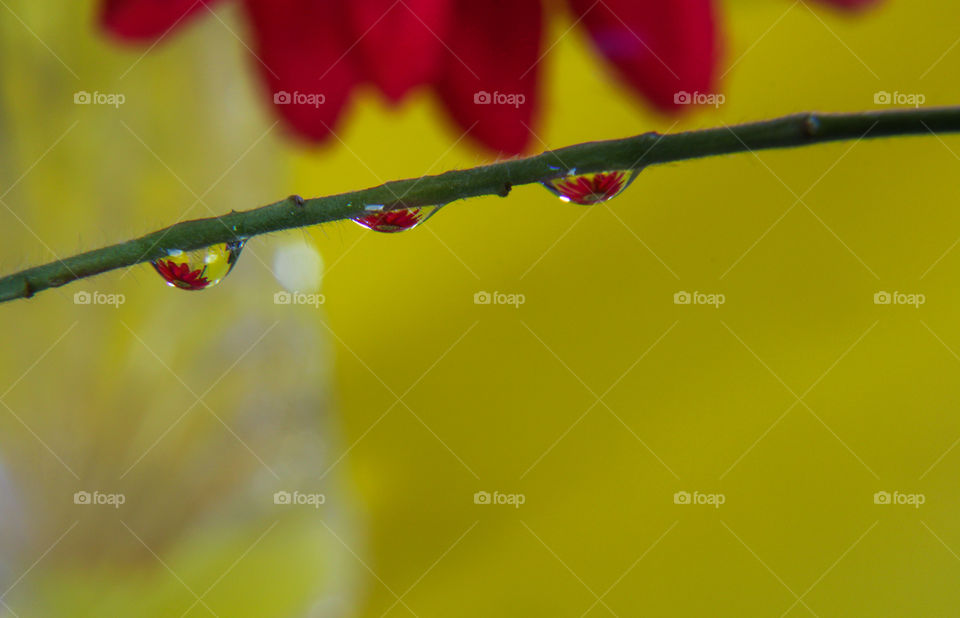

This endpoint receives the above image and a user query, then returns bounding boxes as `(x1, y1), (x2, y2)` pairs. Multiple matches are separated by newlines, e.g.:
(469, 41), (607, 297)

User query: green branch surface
(3, 107), (960, 304)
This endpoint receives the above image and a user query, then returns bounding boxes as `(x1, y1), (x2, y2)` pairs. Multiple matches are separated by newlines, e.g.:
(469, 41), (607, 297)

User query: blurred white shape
(0, 454), (24, 591)
(272, 239), (325, 294)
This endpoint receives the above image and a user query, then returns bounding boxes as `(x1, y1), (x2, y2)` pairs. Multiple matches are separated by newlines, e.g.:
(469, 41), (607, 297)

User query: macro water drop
(152, 240), (245, 290)
(541, 170), (639, 205)
(352, 204), (443, 233)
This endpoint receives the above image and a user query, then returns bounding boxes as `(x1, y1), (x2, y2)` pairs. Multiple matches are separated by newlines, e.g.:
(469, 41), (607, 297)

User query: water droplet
(541, 170), (638, 205)
(352, 205), (442, 233)
(152, 240), (245, 290)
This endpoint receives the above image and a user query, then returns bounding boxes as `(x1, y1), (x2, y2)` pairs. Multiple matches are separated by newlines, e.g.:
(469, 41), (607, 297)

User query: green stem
(2, 107), (959, 304)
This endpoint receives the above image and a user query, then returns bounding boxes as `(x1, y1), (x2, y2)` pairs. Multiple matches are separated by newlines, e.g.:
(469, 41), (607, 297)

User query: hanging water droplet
(152, 240), (245, 290)
(352, 204), (443, 233)
(541, 170), (639, 205)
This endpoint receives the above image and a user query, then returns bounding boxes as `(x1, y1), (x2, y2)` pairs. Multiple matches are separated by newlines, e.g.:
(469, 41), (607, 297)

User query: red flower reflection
(547, 171), (631, 205)
(353, 208), (426, 233)
(102, 0), (879, 154)
(152, 259), (211, 290)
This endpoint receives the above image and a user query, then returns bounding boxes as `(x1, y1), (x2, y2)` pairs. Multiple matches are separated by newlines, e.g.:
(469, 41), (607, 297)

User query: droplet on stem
(152, 240), (245, 290)
(352, 204), (443, 233)
(541, 170), (639, 205)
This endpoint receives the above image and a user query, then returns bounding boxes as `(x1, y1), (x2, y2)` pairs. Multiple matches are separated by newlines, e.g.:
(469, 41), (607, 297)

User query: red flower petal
(101, 0), (221, 41)
(354, 208), (425, 232)
(349, 0), (452, 101)
(434, 0), (543, 155)
(152, 259), (210, 290)
(242, 0), (360, 143)
(568, 0), (719, 113)
(545, 171), (631, 205)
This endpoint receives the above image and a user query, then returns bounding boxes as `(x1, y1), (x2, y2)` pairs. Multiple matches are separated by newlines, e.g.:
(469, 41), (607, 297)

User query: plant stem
(2, 107), (960, 304)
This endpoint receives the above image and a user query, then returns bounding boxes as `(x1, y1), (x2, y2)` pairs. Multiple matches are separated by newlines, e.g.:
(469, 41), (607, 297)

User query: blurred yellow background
(2, 0), (960, 615)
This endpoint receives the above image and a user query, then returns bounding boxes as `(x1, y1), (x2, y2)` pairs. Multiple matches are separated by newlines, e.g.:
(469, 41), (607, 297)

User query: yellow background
(2, 0), (960, 615)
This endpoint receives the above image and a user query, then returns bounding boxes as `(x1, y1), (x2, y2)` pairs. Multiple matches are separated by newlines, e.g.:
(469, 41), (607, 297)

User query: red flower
(101, 0), (879, 155)
(152, 259), (211, 290)
(545, 171), (633, 205)
(353, 208), (427, 233)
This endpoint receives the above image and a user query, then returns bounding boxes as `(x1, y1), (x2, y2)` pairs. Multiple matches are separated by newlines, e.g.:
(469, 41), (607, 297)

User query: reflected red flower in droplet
(353, 208), (424, 233)
(152, 259), (211, 290)
(549, 172), (630, 205)
(101, 0), (880, 155)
